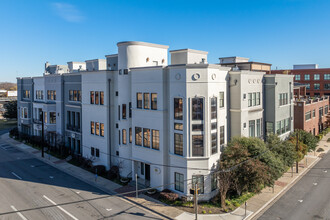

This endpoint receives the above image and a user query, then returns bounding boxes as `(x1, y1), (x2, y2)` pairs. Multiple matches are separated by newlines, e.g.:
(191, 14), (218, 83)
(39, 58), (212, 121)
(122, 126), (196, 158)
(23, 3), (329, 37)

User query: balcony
(66, 124), (81, 133)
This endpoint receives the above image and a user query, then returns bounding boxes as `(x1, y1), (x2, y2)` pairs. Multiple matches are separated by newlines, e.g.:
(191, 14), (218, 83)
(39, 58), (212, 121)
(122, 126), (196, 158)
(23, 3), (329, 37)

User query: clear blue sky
(1, 0), (330, 82)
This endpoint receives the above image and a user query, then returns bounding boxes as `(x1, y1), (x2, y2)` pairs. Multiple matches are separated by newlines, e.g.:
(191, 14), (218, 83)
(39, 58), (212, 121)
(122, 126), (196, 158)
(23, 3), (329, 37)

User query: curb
(247, 156), (322, 220)
(1, 133), (173, 220)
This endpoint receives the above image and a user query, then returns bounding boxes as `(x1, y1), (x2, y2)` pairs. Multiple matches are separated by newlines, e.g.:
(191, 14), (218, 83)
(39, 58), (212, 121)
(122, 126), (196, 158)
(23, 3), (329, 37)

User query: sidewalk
(2, 132), (329, 220)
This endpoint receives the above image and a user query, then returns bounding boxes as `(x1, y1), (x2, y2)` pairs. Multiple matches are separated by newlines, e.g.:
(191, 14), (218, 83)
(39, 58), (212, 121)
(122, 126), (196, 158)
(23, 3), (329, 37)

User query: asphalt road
(0, 141), (161, 220)
(258, 152), (330, 220)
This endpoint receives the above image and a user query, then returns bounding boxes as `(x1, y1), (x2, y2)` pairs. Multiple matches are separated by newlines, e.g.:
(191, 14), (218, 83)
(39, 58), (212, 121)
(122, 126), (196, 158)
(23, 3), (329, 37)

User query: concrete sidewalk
(2, 132), (329, 220)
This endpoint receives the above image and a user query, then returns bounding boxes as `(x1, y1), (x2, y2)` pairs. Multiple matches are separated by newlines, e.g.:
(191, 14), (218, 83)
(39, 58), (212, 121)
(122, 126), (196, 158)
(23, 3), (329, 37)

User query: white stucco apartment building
(17, 41), (294, 201)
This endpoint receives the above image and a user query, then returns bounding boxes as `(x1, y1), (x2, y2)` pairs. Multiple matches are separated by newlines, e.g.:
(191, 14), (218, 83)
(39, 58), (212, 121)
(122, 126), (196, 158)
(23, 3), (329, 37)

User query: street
(0, 139), (161, 220)
(258, 152), (330, 220)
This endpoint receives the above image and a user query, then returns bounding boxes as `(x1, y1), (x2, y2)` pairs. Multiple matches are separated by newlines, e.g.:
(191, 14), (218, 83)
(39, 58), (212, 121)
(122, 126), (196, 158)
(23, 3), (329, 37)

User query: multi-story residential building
(295, 96), (329, 135)
(270, 64), (330, 97)
(17, 41), (295, 200)
(264, 74), (294, 139)
(17, 77), (33, 135)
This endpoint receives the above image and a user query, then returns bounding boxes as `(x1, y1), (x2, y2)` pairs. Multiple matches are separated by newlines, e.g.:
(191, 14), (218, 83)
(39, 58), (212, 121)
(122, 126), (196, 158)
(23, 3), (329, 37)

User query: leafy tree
(217, 160), (233, 208)
(228, 137), (285, 181)
(288, 136), (308, 162)
(3, 100), (17, 119)
(266, 134), (296, 168)
(291, 130), (319, 152)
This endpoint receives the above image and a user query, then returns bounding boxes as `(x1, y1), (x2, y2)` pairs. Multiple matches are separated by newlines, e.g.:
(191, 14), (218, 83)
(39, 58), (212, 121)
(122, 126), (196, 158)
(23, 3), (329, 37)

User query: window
(256, 119), (261, 137)
(151, 93), (157, 110)
(314, 74), (320, 80)
(49, 112), (56, 124)
(90, 91), (94, 104)
(305, 111), (311, 121)
(211, 132), (217, 154)
(220, 126), (225, 145)
(319, 107), (324, 118)
(279, 93), (288, 106)
(152, 130), (159, 150)
(314, 84), (320, 90)
(219, 92), (224, 108)
(135, 127), (142, 146)
(306, 84), (310, 89)
(192, 175), (204, 194)
(122, 129), (127, 145)
(175, 173), (184, 192)
(124, 69), (129, 75)
(174, 133), (183, 156)
(304, 74), (310, 80)
(295, 75), (301, 80)
(192, 124), (203, 131)
(192, 98), (203, 120)
(129, 128), (132, 143)
(47, 90), (56, 100)
(248, 93), (252, 107)
(137, 93), (142, 109)
(36, 90), (43, 100)
(211, 122), (217, 130)
(122, 104), (126, 119)
(23, 90), (30, 98)
(95, 122), (100, 135)
(143, 128), (150, 148)
(325, 84), (330, 90)
(144, 93), (150, 109)
(95, 91), (99, 105)
(276, 121), (281, 135)
(72, 112), (75, 127)
(325, 105), (329, 114)
(256, 92), (260, 105)
(91, 121), (95, 134)
(266, 122), (273, 136)
(174, 98), (183, 120)
(118, 130), (121, 145)
(211, 173), (217, 191)
(100, 91), (104, 105)
(73, 90), (77, 101)
(78, 90), (81, 101)
(325, 74), (330, 80)
(129, 102), (132, 118)
(249, 120), (255, 137)
(174, 123), (183, 131)
(118, 105), (120, 120)
(69, 90), (73, 101)
(211, 97), (217, 119)
(313, 109), (316, 117)
(100, 123), (104, 137)
(91, 147), (95, 156)
(285, 118), (290, 132)
(252, 93), (256, 106)
(192, 135), (204, 156)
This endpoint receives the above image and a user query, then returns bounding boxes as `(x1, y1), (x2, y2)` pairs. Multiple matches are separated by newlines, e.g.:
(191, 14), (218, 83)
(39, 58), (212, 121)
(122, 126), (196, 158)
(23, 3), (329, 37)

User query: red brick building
(270, 67), (330, 97)
(294, 96), (329, 135)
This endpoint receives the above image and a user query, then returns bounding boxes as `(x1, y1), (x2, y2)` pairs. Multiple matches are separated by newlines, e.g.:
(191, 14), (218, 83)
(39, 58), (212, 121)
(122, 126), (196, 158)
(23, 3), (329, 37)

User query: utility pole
(296, 132), (299, 173)
(194, 183), (198, 220)
(40, 111), (44, 158)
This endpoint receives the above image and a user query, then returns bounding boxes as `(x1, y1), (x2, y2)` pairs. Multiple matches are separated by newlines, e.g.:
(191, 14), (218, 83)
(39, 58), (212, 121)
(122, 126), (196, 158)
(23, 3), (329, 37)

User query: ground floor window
(211, 173), (217, 191)
(192, 175), (204, 194)
(175, 172), (184, 192)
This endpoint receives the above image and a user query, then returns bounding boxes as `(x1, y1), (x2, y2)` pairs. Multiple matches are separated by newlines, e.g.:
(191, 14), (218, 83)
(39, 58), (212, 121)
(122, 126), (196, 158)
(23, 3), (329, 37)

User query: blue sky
(1, 0), (330, 82)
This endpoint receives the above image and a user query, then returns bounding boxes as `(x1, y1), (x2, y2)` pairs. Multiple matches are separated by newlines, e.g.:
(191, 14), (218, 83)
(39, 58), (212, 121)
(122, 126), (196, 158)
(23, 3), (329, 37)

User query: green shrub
(327, 138), (330, 143)
(208, 211), (212, 214)
(317, 148), (324, 152)
(225, 200), (231, 206)
(202, 210), (206, 214)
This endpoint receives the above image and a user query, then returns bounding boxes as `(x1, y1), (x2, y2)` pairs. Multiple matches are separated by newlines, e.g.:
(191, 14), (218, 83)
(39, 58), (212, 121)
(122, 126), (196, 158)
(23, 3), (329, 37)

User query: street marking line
(313, 183), (318, 186)
(49, 176), (54, 179)
(298, 200), (303, 203)
(106, 208), (112, 211)
(42, 195), (79, 220)
(11, 172), (22, 180)
(10, 205), (28, 220)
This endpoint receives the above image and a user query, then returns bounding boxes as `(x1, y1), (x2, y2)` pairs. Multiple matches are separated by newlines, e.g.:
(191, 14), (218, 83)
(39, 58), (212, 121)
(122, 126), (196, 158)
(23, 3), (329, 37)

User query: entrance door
(145, 164), (150, 181)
